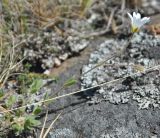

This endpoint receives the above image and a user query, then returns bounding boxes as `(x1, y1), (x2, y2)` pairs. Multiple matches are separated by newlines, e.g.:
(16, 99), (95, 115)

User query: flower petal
(132, 12), (139, 22)
(133, 12), (137, 19)
(127, 12), (133, 22)
(136, 13), (141, 19)
(133, 19), (143, 28)
(141, 17), (150, 24)
(128, 12), (150, 32)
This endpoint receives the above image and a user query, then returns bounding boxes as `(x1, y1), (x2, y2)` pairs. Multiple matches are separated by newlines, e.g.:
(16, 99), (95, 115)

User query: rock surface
(44, 34), (160, 138)
(22, 19), (90, 72)
(81, 33), (160, 109)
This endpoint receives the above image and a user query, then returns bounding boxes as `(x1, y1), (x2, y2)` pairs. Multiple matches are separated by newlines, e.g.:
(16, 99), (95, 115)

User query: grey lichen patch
(133, 84), (160, 109)
(21, 19), (91, 72)
(22, 31), (89, 71)
(48, 128), (76, 138)
(100, 127), (143, 138)
(81, 33), (160, 109)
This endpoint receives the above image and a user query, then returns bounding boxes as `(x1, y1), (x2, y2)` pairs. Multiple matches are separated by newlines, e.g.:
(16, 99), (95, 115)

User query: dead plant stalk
(1, 63), (160, 114)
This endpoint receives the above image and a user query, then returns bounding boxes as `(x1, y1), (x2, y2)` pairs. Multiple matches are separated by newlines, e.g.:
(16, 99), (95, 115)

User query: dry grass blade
(121, 0), (126, 11)
(82, 52), (117, 75)
(0, 53), (25, 86)
(25, 0), (82, 29)
(42, 112), (62, 138)
(76, 8), (116, 39)
(1, 63), (160, 114)
(39, 110), (48, 138)
(0, 35), (25, 86)
(0, 105), (11, 114)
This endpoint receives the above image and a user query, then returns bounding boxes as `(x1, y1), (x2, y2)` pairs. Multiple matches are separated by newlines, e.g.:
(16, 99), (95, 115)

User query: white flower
(127, 12), (150, 33)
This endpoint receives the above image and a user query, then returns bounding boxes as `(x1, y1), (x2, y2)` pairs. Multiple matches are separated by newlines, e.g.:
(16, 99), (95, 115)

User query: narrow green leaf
(25, 115), (41, 130)
(0, 89), (4, 98)
(30, 79), (43, 93)
(33, 106), (42, 115)
(5, 95), (17, 108)
(63, 78), (77, 87)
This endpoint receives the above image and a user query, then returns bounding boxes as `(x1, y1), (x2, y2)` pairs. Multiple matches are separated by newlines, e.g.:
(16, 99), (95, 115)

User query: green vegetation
(0, 1), (89, 136)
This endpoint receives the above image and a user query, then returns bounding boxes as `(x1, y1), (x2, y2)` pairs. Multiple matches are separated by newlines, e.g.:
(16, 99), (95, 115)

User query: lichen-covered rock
(81, 33), (160, 109)
(22, 30), (89, 71)
(48, 128), (76, 138)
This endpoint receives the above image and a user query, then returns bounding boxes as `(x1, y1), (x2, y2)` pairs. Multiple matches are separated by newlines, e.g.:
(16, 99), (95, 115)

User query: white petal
(127, 12), (133, 22)
(141, 17), (150, 24)
(133, 19), (143, 28)
(133, 12), (137, 19)
(136, 13), (141, 19)
(128, 12), (150, 30)
(132, 12), (139, 22)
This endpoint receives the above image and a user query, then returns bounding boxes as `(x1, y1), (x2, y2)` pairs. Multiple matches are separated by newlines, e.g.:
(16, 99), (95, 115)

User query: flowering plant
(127, 12), (150, 33)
